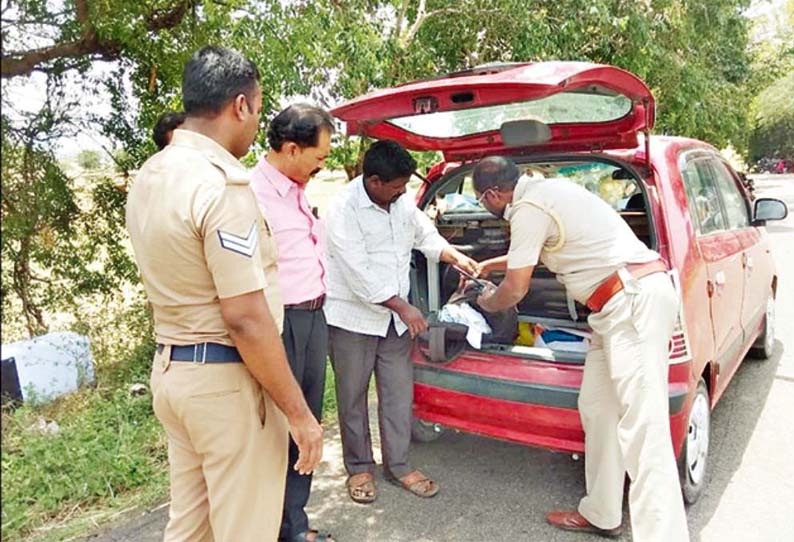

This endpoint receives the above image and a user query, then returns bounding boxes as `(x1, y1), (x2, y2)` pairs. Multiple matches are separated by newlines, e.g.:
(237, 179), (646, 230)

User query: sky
(2, 0), (788, 160)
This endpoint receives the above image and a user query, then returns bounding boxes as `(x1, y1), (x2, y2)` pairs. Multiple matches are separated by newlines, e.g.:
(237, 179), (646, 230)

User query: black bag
(447, 280), (518, 344)
(417, 280), (518, 363)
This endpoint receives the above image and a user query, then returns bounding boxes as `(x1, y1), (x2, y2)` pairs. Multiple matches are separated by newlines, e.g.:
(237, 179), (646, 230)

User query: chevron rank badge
(217, 222), (259, 257)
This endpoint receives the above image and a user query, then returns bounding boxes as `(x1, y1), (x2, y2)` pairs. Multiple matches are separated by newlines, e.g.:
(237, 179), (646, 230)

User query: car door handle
(743, 253), (754, 270)
(715, 271), (726, 285)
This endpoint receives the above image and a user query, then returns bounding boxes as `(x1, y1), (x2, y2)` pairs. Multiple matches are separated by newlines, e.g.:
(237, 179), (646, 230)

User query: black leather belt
(285, 294), (325, 311)
(157, 343), (241, 363)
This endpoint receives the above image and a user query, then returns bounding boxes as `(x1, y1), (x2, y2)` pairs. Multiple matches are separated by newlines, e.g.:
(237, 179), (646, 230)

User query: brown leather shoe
(546, 510), (623, 538)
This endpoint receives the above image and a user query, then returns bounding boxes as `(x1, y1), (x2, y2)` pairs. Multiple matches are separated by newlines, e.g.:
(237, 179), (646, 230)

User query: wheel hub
(686, 393), (710, 485)
(765, 298), (775, 353)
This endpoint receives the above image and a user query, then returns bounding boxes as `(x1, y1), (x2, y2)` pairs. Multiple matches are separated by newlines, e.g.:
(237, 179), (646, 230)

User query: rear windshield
(429, 160), (641, 214)
(389, 91), (633, 138)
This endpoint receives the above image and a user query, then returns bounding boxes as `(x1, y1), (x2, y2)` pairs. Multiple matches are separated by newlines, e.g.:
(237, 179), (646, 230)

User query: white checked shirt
(324, 176), (449, 337)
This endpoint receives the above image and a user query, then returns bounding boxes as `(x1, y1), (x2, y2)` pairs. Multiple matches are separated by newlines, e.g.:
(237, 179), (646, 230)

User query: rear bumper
(412, 361), (691, 455)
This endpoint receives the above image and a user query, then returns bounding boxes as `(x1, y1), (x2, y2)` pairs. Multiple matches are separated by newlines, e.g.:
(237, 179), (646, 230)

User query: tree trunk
(13, 238), (48, 338)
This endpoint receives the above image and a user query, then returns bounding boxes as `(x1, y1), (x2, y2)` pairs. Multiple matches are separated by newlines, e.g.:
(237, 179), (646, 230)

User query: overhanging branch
(1, 0), (197, 79)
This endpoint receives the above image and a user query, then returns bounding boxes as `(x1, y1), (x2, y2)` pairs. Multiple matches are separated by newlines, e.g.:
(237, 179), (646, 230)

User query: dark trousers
(279, 308), (328, 541)
(328, 323), (414, 480)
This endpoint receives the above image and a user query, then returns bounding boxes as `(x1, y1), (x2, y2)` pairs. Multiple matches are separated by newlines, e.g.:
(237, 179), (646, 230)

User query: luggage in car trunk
(406, 156), (654, 366)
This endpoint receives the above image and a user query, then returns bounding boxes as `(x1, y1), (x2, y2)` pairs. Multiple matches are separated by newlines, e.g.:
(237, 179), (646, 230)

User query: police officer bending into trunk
(126, 46), (322, 541)
(473, 156), (689, 542)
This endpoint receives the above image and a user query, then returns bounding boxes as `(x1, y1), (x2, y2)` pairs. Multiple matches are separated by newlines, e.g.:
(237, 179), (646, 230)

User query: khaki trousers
(577, 272), (690, 542)
(150, 346), (289, 542)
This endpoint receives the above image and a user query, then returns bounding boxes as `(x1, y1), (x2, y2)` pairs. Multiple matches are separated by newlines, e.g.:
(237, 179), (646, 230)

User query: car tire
(411, 417), (446, 443)
(749, 295), (775, 360)
(679, 378), (710, 504)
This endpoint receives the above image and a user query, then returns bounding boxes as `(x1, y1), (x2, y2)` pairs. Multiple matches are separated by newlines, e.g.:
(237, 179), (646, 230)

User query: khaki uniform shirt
(506, 175), (658, 304)
(126, 129), (283, 346)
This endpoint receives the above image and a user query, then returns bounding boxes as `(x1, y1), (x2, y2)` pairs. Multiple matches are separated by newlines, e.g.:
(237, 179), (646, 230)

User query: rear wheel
(749, 295), (775, 360)
(411, 417), (446, 443)
(679, 378), (710, 504)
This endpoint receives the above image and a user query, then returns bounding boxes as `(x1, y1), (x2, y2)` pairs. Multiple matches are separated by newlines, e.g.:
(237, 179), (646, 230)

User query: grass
(322, 359), (338, 425)
(0, 172), (351, 542)
(1, 340), (168, 542)
(1, 339), (340, 542)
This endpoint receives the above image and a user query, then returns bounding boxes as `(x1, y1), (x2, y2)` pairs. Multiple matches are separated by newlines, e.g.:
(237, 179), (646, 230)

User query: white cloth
(1, 332), (94, 403)
(506, 175), (658, 303)
(438, 302), (492, 348)
(324, 176), (449, 337)
(578, 272), (690, 541)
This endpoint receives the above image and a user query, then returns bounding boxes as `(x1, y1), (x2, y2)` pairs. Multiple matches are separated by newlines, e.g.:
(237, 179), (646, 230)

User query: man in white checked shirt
(324, 140), (477, 503)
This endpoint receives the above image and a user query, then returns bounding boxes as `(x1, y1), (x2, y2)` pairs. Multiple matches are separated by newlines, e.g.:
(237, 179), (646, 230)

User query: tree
(76, 149), (103, 170)
(1, 0), (759, 338)
(749, 72), (794, 161)
(299, 0), (755, 160)
(0, 0), (275, 338)
(746, 0), (794, 162)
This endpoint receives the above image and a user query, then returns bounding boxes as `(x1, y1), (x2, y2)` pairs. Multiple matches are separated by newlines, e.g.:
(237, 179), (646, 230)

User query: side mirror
(752, 198), (788, 226)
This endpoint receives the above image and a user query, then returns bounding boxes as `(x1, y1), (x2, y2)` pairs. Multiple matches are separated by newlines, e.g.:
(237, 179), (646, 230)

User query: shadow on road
(304, 425), (594, 541)
(86, 339), (784, 542)
(688, 339), (784, 542)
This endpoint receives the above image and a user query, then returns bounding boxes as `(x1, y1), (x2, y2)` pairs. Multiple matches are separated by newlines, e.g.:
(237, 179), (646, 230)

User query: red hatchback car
(330, 62), (788, 503)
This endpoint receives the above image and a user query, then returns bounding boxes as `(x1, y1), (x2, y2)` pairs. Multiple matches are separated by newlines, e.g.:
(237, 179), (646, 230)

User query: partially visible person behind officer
(126, 46), (323, 542)
(472, 156), (689, 542)
(152, 111), (186, 150)
(250, 104), (334, 542)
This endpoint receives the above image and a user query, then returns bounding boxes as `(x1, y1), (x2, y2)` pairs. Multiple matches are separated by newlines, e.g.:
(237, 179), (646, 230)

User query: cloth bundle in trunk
(418, 280), (518, 362)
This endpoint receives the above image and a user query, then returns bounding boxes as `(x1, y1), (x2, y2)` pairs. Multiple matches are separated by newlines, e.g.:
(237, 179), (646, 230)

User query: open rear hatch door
(331, 62), (655, 161)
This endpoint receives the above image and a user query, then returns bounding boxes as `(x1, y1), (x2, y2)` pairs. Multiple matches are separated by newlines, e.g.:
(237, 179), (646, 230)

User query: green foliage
(1, 130), (138, 337)
(0, 348), (339, 541)
(299, 0), (755, 151)
(749, 72), (794, 161)
(748, 0), (794, 93)
(325, 135), (362, 175)
(322, 360), (337, 425)
(76, 150), (103, 170)
(1, 341), (167, 541)
(0, 0), (782, 538)
(747, 0), (794, 162)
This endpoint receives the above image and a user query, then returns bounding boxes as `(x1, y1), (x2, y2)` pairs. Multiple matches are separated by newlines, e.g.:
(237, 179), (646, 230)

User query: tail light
(668, 269), (692, 364)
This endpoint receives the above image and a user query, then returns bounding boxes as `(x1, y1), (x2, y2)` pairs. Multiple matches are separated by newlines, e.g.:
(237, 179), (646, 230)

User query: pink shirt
(250, 158), (326, 305)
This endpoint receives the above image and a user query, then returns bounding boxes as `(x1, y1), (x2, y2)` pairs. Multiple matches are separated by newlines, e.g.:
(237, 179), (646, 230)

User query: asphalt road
(89, 175), (794, 542)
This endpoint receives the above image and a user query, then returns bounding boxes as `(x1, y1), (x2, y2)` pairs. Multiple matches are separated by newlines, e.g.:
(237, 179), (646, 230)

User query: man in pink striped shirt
(250, 104), (334, 542)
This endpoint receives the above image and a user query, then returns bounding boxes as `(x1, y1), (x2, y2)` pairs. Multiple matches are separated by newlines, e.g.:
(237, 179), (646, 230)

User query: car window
(708, 159), (750, 229)
(389, 91), (633, 138)
(681, 158), (727, 235)
(445, 161), (638, 212)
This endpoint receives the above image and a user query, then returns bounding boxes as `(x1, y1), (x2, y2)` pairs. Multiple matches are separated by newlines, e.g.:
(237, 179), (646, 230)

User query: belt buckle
(618, 267), (641, 294)
(192, 343), (208, 364)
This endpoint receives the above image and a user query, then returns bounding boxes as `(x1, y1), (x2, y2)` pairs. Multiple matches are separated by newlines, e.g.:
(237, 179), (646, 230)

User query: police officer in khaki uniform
(472, 156), (689, 542)
(126, 46), (323, 542)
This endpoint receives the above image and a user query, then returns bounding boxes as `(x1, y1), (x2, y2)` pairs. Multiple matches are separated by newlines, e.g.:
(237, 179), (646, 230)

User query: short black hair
(267, 104), (335, 151)
(152, 111), (186, 150)
(473, 156), (520, 192)
(363, 140), (417, 182)
(182, 46), (260, 116)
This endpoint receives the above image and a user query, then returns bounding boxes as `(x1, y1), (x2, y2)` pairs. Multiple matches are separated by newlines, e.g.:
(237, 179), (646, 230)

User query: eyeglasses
(477, 187), (497, 206)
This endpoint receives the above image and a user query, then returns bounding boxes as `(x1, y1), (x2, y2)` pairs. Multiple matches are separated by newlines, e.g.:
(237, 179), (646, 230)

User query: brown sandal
(346, 472), (376, 504)
(387, 469), (439, 498)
